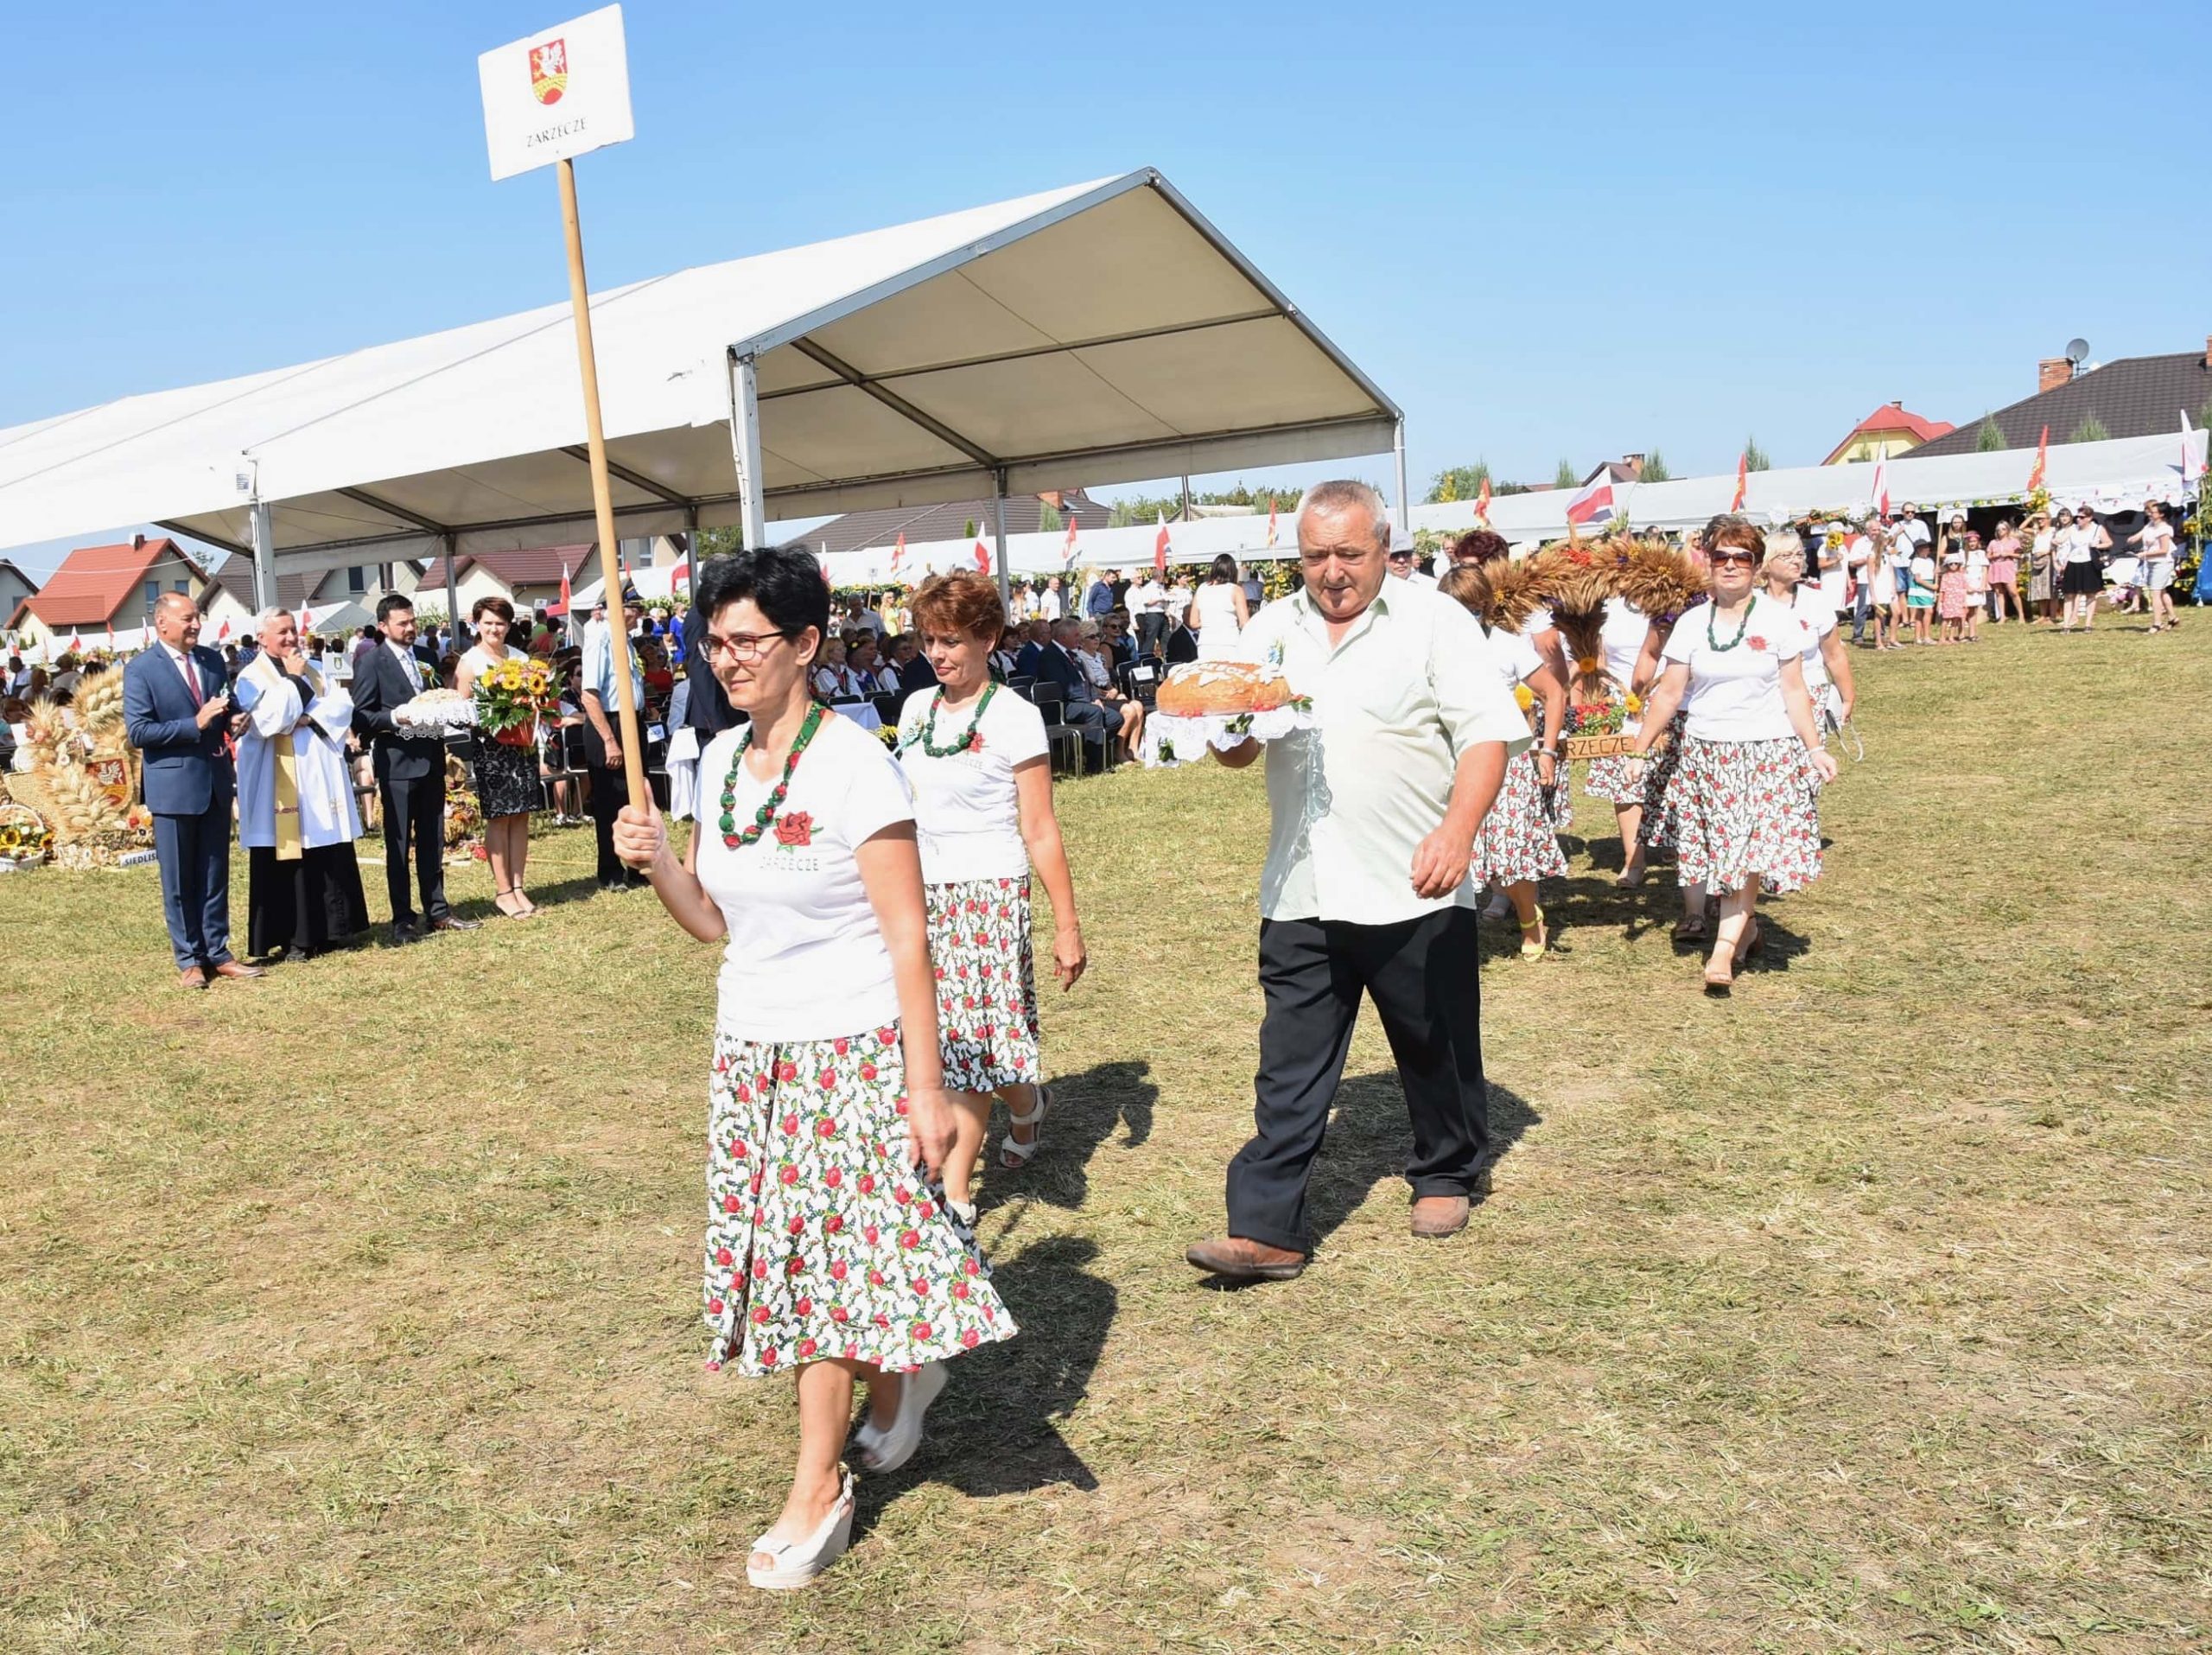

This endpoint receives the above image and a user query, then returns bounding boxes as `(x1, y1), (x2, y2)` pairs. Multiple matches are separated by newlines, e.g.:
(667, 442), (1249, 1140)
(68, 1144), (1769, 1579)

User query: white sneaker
(860, 1360), (946, 1474)
(746, 1467), (856, 1591)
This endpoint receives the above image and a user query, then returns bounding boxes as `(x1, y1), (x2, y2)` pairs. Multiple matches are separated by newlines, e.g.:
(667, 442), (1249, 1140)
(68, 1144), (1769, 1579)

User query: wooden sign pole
(556, 155), (649, 806)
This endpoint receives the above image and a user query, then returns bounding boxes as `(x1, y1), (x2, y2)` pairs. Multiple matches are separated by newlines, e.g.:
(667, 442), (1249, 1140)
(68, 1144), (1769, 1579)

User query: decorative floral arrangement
(0, 814), (58, 865)
(473, 655), (560, 737)
(1567, 691), (1643, 738)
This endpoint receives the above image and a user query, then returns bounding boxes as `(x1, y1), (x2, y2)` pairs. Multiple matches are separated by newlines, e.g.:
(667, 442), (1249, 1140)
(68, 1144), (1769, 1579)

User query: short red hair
(908, 571), (1004, 641)
(1709, 519), (1765, 560)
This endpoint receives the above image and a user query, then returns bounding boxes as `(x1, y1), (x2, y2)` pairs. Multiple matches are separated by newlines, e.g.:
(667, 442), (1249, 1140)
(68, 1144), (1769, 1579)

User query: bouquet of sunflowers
(472, 655), (561, 747)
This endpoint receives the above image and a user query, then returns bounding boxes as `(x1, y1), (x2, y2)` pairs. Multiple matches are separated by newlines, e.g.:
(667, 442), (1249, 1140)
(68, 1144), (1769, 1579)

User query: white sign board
(478, 5), (634, 182)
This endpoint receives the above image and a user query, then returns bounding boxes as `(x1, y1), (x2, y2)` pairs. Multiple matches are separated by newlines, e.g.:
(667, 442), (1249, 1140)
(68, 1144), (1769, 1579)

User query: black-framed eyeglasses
(696, 629), (795, 665)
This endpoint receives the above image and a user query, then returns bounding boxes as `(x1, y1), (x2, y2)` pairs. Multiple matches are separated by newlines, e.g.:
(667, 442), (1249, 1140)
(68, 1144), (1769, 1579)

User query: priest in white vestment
(234, 608), (370, 958)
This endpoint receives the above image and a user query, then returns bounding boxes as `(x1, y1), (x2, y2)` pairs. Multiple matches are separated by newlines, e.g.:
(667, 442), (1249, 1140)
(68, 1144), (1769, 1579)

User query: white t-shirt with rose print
(696, 711), (915, 1041)
(1659, 597), (1811, 743)
(895, 684), (1050, 884)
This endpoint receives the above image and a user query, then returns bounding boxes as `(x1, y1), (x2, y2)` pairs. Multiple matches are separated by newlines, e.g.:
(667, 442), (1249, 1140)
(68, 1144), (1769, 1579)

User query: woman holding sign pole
(613, 547), (1014, 1590)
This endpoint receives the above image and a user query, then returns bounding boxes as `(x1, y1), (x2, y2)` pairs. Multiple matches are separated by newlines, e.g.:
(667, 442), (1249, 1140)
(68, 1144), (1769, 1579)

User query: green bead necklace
(718, 703), (824, 849)
(907, 683), (995, 758)
(1705, 593), (1758, 653)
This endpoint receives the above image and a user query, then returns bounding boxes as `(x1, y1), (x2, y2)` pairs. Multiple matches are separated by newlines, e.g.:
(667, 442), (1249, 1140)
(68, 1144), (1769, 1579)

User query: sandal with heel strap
(1517, 906), (1548, 961)
(493, 887), (534, 920)
(746, 1466), (856, 1591)
(999, 1084), (1052, 1170)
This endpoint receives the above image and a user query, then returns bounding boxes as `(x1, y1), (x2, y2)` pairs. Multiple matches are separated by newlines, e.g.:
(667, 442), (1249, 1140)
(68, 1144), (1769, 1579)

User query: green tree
(1038, 502), (1062, 533)
(1744, 436), (1770, 472)
(1427, 461), (1492, 504)
(1974, 415), (2006, 452)
(695, 525), (746, 559)
(2197, 396), (2212, 430)
(1554, 458), (1580, 489)
(2067, 413), (2111, 443)
(963, 519), (978, 540)
(1640, 449), (1670, 482)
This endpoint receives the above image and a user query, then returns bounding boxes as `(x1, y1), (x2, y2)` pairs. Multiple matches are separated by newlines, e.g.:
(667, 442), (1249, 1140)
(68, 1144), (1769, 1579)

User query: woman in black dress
(457, 597), (543, 918)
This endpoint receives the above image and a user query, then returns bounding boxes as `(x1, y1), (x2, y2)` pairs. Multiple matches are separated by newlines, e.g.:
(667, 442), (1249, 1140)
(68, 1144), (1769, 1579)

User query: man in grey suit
(123, 592), (264, 989)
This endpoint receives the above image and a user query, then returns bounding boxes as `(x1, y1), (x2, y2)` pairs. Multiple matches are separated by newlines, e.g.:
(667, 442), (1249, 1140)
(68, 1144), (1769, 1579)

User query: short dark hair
(1451, 529), (1509, 566)
(1209, 553), (1237, 584)
(376, 593), (414, 623)
(694, 546), (829, 665)
(471, 595), (514, 626)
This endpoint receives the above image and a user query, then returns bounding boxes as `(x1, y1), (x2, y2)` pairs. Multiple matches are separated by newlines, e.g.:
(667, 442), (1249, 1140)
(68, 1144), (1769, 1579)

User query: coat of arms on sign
(529, 38), (569, 105)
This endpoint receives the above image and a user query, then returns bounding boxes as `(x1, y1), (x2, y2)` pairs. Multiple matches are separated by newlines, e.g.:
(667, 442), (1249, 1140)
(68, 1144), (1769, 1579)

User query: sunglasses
(1709, 550), (1759, 567)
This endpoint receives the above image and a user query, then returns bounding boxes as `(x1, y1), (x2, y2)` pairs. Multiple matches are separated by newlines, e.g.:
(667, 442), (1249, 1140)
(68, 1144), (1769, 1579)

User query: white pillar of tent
(992, 471), (1011, 607)
(249, 497), (277, 611)
(441, 533), (461, 644)
(1392, 418), (1411, 536)
(726, 353), (767, 551)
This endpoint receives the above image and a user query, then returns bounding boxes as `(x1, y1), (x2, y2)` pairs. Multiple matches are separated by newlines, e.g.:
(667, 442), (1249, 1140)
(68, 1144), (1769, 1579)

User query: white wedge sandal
(998, 1084), (1052, 1170)
(859, 1359), (946, 1474)
(745, 1467), (856, 1592)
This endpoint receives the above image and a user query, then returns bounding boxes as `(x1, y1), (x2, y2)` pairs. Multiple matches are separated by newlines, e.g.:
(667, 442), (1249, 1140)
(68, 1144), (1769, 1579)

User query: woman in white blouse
(1758, 532), (1854, 734)
(1187, 554), (1251, 660)
(898, 571), (1087, 1229)
(1632, 521), (1838, 993)
(810, 638), (867, 702)
(613, 546), (1013, 1590)
(2056, 506), (2112, 632)
(2131, 500), (2180, 633)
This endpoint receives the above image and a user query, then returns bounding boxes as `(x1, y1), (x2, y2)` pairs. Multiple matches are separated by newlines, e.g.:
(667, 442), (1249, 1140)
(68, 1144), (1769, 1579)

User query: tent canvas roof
(0, 170), (1400, 579)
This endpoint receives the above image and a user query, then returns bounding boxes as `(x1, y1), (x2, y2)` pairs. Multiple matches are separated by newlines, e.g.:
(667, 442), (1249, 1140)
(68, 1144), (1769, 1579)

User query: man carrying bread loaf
(1185, 480), (1529, 1282)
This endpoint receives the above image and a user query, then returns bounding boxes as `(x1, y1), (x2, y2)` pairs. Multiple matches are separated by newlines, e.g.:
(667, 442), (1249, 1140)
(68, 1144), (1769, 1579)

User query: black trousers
(379, 770), (448, 926)
(582, 721), (628, 884)
(1225, 907), (1489, 1254)
(1135, 613), (1166, 656)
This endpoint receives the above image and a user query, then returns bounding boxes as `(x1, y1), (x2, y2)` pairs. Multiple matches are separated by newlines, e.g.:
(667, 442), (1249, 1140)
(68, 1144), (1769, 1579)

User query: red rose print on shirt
(775, 812), (814, 847)
(1746, 634), (1768, 652)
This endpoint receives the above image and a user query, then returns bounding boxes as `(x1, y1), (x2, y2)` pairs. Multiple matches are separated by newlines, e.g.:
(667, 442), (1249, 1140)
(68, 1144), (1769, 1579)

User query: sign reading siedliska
(478, 5), (633, 181)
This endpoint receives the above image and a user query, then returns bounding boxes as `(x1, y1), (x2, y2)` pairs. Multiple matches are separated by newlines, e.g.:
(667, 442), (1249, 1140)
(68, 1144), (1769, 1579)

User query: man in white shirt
(1385, 527), (1438, 589)
(1185, 481), (1529, 1283)
(1131, 573), (1170, 657)
(1845, 520), (1877, 643)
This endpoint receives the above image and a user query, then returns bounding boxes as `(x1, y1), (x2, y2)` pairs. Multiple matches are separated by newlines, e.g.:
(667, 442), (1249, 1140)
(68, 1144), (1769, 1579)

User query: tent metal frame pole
(1393, 419), (1411, 535)
(727, 353), (766, 551)
(250, 497), (277, 611)
(442, 532), (461, 643)
(992, 472), (1011, 608)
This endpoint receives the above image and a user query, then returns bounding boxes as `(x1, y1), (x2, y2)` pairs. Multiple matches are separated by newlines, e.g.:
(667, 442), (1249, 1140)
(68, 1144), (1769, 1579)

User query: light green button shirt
(1235, 582), (1532, 925)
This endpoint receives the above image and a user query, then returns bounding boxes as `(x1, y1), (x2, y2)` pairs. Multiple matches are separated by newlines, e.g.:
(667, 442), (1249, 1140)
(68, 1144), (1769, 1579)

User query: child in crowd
(1908, 544), (1938, 645)
(1961, 532), (1987, 642)
(1936, 549), (1968, 644)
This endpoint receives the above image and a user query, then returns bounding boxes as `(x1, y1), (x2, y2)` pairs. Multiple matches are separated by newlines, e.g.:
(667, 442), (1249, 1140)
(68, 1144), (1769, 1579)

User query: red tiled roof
(1823, 403), (1955, 463)
(23, 538), (196, 627)
(418, 544), (594, 589)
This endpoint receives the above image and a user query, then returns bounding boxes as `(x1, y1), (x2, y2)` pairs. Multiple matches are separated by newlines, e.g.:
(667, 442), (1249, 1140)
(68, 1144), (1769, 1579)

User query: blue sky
(5, 0), (2205, 581)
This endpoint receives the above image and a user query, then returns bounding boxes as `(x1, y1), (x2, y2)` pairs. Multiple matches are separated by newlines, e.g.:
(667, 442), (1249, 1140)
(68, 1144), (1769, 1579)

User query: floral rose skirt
(926, 876), (1041, 1095)
(702, 1022), (1015, 1377)
(1663, 735), (1822, 894)
(1472, 750), (1567, 886)
(1580, 716), (1647, 806)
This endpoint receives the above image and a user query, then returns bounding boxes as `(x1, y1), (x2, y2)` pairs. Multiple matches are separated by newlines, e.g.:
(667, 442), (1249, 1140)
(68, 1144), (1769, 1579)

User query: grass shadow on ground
(1274, 1076), (1544, 1260)
(862, 1234), (1111, 1515)
(980, 1059), (1157, 1221)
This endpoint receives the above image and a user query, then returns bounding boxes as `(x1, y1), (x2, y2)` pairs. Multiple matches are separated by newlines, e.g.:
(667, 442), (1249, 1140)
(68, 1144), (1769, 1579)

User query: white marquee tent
(810, 427), (2206, 588)
(0, 169), (1405, 613)
(1412, 429), (2207, 545)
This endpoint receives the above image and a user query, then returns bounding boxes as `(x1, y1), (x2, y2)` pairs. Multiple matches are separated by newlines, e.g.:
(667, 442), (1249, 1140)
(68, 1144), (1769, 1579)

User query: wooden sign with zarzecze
(1563, 731), (1669, 761)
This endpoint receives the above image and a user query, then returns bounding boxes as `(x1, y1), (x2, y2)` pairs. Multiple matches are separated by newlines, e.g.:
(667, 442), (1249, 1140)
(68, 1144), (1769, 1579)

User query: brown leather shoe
(210, 960), (266, 981)
(1410, 1195), (1471, 1238)
(1185, 1236), (1306, 1282)
(178, 965), (208, 991)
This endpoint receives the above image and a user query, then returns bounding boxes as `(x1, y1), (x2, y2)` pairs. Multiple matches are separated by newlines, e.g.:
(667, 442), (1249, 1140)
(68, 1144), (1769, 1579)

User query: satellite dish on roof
(2064, 338), (2089, 366)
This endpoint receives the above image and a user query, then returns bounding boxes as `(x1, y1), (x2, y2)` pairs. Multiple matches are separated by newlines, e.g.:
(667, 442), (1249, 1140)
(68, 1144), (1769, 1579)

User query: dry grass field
(4, 617), (2209, 1652)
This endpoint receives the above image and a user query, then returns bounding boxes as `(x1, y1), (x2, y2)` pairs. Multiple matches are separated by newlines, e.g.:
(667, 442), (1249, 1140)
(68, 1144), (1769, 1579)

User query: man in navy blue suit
(123, 592), (264, 989)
